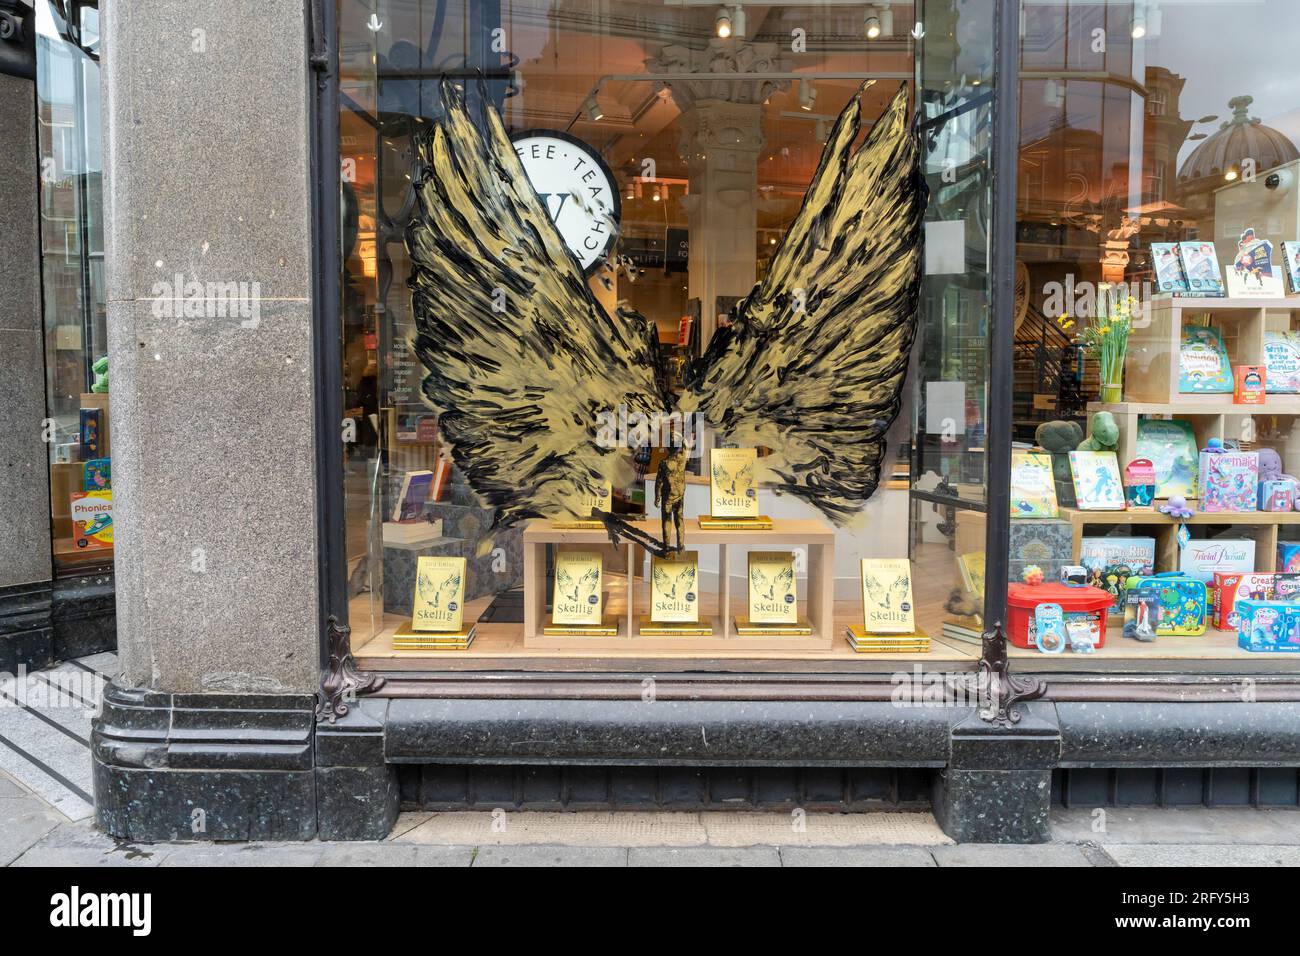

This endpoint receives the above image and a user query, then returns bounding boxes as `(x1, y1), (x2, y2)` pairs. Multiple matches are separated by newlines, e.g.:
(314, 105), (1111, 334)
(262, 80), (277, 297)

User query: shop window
(36, 3), (112, 574)
(1012, 0), (1300, 665)
(335, 0), (993, 669)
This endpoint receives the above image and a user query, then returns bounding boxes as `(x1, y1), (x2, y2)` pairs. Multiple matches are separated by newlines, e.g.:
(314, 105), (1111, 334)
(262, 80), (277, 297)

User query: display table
(521, 517), (836, 651)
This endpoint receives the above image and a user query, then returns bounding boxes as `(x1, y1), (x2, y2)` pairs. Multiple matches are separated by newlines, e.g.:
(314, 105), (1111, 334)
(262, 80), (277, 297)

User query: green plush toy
(91, 355), (108, 394)
(1035, 419), (1084, 508)
(1076, 410), (1119, 453)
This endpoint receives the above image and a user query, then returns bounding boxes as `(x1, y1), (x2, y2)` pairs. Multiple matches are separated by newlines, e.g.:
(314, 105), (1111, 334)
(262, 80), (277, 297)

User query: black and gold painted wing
(406, 81), (666, 535)
(682, 83), (925, 524)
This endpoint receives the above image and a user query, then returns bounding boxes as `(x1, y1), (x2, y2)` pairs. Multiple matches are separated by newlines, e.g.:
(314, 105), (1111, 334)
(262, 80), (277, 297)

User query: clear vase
(1100, 380), (1123, 404)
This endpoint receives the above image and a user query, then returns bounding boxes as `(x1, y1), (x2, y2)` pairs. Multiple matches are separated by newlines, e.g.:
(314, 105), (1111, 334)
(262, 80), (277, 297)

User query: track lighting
(865, 8), (881, 39)
(798, 77), (816, 111)
(583, 93), (603, 122)
(1131, 11), (1146, 39)
(715, 5), (732, 38)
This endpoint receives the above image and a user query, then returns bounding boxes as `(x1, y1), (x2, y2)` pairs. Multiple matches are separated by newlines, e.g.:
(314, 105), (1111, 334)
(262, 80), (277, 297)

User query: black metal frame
(978, 0), (1046, 724)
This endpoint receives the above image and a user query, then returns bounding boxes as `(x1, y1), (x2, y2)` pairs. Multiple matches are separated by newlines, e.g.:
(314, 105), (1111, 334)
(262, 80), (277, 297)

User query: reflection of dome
(1178, 95), (1300, 187)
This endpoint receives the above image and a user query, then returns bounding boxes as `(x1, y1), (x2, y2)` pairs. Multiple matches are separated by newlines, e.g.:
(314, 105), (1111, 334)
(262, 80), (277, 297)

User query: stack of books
(392, 622), (476, 650)
(940, 618), (983, 646)
(844, 625), (930, 654)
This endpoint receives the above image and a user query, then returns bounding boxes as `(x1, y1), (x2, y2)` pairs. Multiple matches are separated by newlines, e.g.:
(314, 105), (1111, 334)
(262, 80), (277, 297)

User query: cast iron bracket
(978, 620), (1047, 726)
(316, 615), (385, 723)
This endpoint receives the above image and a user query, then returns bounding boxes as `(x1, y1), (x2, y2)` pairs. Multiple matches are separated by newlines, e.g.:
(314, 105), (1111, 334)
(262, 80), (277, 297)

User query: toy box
(1212, 572), (1300, 630)
(1124, 572), (1207, 636)
(1198, 451), (1258, 512)
(1236, 600), (1300, 652)
(1279, 542), (1300, 573)
(1260, 480), (1295, 512)
(1007, 582), (1111, 650)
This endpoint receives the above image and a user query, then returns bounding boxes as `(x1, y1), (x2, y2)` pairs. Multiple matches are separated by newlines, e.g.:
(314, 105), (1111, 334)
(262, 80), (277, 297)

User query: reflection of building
(1177, 94), (1300, 247)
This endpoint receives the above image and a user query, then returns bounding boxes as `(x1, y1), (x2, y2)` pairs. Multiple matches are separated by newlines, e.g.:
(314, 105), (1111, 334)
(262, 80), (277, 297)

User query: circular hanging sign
(510, 129), (620, 275)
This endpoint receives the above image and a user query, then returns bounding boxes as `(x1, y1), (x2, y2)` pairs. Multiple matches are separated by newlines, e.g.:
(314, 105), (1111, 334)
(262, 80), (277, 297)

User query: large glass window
(1012, 0), (1300, 665)
(36, 1), (111, 574)
(337, 0), (994, 667)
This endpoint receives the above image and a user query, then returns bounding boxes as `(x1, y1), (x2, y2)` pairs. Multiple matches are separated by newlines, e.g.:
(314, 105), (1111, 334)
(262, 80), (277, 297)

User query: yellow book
(554, 481), (613, 527)
(957, 551), (986, 600)
(650, 551), (700, 623)
(552, 550), (603, 626)
(411, 556), (467, 633)
(747, 551), (797, 625)
(710, 447), (759, 518)
(860, 558), (916, 634)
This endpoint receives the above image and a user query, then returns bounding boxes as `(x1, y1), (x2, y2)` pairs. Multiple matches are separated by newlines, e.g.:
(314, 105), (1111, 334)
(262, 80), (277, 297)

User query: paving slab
(398, 811), (706, 847)
(316, 842), (474, 867)
(701, 810), (950, 847)
(0, 795), (64, 866)
(779, 846), (938, 866)
(471, 845), (628, 867)
(159, 842), (325, 867)
(10, 822), (169, 867)
(629, 846), (782, 867)
(1103, 844), (1300, 867)
(1053, 807), (1300, 845)
(932, 843), (1095, 866)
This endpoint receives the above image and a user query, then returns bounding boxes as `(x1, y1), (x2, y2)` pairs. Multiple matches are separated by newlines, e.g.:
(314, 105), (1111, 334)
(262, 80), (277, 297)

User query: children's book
(552, 551), (604, 625)
(710, 447), (759, 518)
(957, 552), (986, 601)
(1010, 451), (1059, 518)
(650, 551), (699, 623)
(1282, 242), (1300, 295)
(79, 408), (103, 459)
(82, 458), (111, 492)
(1179, 538), (1256, 583)
(1151, 242), (1189, 294)
(574, 480), (612, 517)
(411, 555), (466, 632)
(1179, 325), (1233, 393)
(392, 470), (434, 522)
(748, 551), (797, 624)
(70, 490), (113, 551)
(1199, 451), (1259, 512)
(1068, 450), (1126, 510)
(1135, 418), (1198, 499)
(1178, 242), (1226, 296)
(860, 558), (915, 634)
(1263, 331), (1300, 392)
(1079, 536), (1155, 607)
(1227, 227), (1283, 298)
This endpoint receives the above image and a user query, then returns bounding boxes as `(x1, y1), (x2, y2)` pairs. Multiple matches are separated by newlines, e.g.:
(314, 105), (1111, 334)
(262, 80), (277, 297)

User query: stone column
(91, 0), (364, 841)
(0, 58), (55, 672)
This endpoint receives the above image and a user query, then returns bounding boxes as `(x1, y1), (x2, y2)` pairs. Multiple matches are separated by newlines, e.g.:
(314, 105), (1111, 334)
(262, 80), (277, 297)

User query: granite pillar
(0, 66), (55, 671)
(92, 0), (327, 840)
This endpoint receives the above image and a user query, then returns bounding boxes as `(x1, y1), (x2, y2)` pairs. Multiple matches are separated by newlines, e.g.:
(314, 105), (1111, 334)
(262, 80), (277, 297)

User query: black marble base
(52, 570), (116, 659)
(315, 698), (399, 840)
(0, 580), (53, 672)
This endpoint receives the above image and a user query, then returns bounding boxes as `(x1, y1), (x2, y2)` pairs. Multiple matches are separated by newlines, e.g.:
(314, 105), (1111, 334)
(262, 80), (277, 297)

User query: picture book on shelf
(1135, 418), (1198, 499)
(1068, 450), (1126, 510)
(1178, 241), (1226, 296)
(748, 551), (798, 625)
(1178, 325), (1233, 393)
(1179, 538), (1256, 583)
(1282, 242), (1300, 295)
(1263, 330), (1300, 392)
(412, 555), (466, 632)
(650, 551), (700, 624)
(70, 490), (113, 550)
(1010, 450), (1058, 517)
(1199, 450), (1259, 512)
(1227, 227), (1283, 298)
(710, 447), (759, 518)
(1079, 536), (1155, 607)
(552, 551), (604, 626)
(82, 458), (111, 492)
(1151, 242), (1189, 293)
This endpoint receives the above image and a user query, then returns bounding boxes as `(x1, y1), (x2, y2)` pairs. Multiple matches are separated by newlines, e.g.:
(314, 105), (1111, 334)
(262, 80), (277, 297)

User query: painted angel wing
(774, 567), (795, 594)
(653, 566), (673, 595)
(682, 83), (925, 524)
(406, 81), (666, 534)
(676, 566), (696, 592)
(555, 566), (573, 591)
(577, 567), (601, 598)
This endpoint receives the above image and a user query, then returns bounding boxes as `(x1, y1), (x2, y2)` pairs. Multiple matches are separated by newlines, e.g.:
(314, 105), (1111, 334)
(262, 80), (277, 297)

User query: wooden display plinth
(697, 515), (773, 530)
(522, 518), (835, 651)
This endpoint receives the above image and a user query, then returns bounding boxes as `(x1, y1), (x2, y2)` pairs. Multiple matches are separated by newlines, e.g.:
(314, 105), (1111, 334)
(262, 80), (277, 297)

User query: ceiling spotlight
(814, 118), (828, 141)
(1225, 163), (1241, 182)
(865, 8), (882, 39)
(731, 4), (746, 38)
(583, 93), (603, 122)
(652, 185), (662, 202)
(1131, 13), (1146, 39)
(798, 78), (817, 111)
(715, 6), (732, 38)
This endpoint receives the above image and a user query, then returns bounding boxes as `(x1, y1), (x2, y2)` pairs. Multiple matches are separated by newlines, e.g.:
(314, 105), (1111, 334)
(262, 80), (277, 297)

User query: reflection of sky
(1133, 0), (1300, 164)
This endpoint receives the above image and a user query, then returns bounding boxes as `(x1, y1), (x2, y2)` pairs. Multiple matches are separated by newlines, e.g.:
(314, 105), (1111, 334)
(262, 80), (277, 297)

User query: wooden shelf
(1056, 506), (1300, 526)
(1088, 399), (1300, 416)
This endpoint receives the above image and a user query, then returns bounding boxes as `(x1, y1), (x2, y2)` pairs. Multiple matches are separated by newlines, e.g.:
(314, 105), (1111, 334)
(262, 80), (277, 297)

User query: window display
(337, 0), (992, 667)
(1012, 0), (1300, 663)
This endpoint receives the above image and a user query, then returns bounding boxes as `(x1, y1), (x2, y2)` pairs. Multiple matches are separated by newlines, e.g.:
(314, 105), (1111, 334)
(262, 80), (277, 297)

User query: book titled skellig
(552, 551), (604, 626)
(747, 551), (797, 625)
(860, 558), (915, 634)
(710, 447), (759, 518)
(411, 555), (466, 632)
(650, 551), (699, 623)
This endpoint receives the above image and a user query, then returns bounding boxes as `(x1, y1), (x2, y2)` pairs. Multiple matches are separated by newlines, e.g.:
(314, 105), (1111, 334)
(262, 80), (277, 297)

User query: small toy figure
(1076, 411), (1120, 453)
(1159, 495), (1194, 519)
(1034, 603), (1067, 654)
(1203, 437), (1226, 455)
(1022, 565), (1044, 586)
(1060, 565), (1087, 587)
(1124, 458), (1156, 510)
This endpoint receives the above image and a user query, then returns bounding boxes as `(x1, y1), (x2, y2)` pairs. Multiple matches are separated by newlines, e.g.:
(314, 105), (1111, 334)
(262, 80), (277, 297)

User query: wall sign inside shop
(511, 130), (620, 274)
